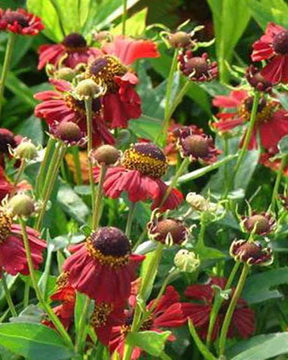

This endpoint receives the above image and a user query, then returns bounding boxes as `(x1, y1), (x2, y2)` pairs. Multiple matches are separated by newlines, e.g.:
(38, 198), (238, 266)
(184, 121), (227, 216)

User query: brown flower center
(122, 313), (153, 334)
(0, 131), (16, 154)
(239, 97), (274, 124)
(235, 241), (264, 261)
(185, 57), (208, 77)
(65, 95), (101, 117)
(245, 214), (270, 234)
(0, 210), (12, 244)
(2, 11), (29, 27)
(182, 134), (210, 158)
(62, 33), (87, 51)
(273, 30), (288, 55)
(55, 122), (82, 142)
(122, 143), (168, 178)
(86, 55), (127, 90)
(151, 218), (187, 244)
(90, 303), (113, 328)
(86, 227), (130, 267)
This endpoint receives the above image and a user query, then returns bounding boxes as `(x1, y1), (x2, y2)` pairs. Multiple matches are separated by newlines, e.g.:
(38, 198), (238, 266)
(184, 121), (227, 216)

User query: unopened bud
(14, 140), (37, 161)
(7, 194), (35, 217)
(54, 67), (75, 81)
(75, 79), (104, 100)
(168, 31), (192, 48)
(174, 249), (200, 272)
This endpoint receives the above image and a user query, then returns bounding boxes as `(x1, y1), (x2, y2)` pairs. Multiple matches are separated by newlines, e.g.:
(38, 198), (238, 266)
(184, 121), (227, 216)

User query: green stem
(0, 32), (16, 117)
(75, 297), (90, 353)
(206, 261), (240, 347)
(35, 143), (66, 230)
(23, 280), (30, 309)
(159, 50), (179, 145)
(224, 91), (260, 197)
(71, 147), (82, 185)
(166, 80), (190, 124)
(123, 243), (164, 360)
(271, 154), (288, 212)
(92, 165), (107, 230)
(85, 99), (96, 220)
(218, 263), (249, 356)
(1, 271), (17, 317)
(125, 202), (136, 238)
(188, 319), (217, 360)
(159, 157), (189, 208)
(19, 219), (73, 348)
(36, 138), (56, 197)
(14, 160), (26, 185)
(122, 0), (128, 35)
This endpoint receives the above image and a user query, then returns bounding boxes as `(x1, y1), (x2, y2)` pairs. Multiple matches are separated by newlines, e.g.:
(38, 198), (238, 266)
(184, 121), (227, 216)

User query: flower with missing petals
(242, 212), (275, 235)
(0, 8), (44, 35)
(230, 239), (273, 266)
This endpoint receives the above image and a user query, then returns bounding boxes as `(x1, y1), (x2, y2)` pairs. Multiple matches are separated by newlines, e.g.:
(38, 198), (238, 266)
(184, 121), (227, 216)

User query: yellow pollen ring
(90, 303), (113, 328)
(122, 148), (168, 178)
(0, 210), (12, 243)
(86, 237), (129, 268)
(56, 271), (70, 290)
(239, 100), (276, 124)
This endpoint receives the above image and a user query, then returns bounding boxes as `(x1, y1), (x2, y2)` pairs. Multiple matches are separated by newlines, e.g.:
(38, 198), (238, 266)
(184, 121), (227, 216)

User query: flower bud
(174, 249), (200, 272)
(91, 145), (120, 166)
(54, 122), (83, 144)
(54, 67), (75, 81)
(168, 31), (192, 48)
(75, 79), (105, 100)
(186, 192), (210, 212)
(7, 194), (35, 217)
(230, 239), (273, 266)
(14, 140), (37, 161)
(246, 65), (272, 93)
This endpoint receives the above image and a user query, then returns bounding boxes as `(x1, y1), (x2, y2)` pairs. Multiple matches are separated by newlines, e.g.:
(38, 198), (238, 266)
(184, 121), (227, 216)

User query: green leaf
(126, 331), (171, 356)
(111, 8), (147, 36)
(15, 115), (43, 145)
(248, 0), (288, 30)
(27, 0), (64, 41)
(74, 292), (89, 337)
(0, 323), (74, 360)
(208, 0), (250, 82)
(57, 183), (90, 224)
(242, 267), (288, 304)
(227, 333), (288, 360)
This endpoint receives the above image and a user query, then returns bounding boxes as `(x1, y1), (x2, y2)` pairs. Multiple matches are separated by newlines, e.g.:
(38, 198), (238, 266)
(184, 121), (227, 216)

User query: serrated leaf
(0, 323), (74, 360)
(126, 331), (171, 356)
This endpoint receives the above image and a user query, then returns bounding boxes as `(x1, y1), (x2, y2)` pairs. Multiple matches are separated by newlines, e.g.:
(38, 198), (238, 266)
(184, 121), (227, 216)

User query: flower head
(242, 212), (275, 235)
(63, 227), (144, 304)
(147, 212), (188, 245)
(49, 121), (86, 146)
(178, 51), (218, 81)
(109, 286), (187, 359)
(94, 143), (183, 211)
(230, 239), (273, 266)
(178, 128), (220, 163)
(38, 32), (101, 70)
(0, 8), (44, 35)
(251, 23), (288, 84)
(182, 277), (255, 340)
(246, 65), (273, 92)
(212, 89), (288, 152)
(34, 79), (114, 147)
(0, 209), (46, 276)
(174, 249), (200, 273)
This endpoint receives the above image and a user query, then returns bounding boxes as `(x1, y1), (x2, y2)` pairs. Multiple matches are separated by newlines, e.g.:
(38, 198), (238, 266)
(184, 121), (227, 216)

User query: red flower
(34, 79), (114, 146)
(0, 166), (31, 201)
(43, 272), (75, 330)
(63, 227), (144, 304)
(94, 143), (183, 212)
(109, 286), (187, 360)
(182, 277), (255, 341)
(38, 33), (101, 70)
(0, 209), (46, 276)
(0, 8), (44, 35)
(251, 23), (288, 84)
(86, 36), (159, 128)
(260, 152), (288, 175)
(212, 89), (288, 151)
